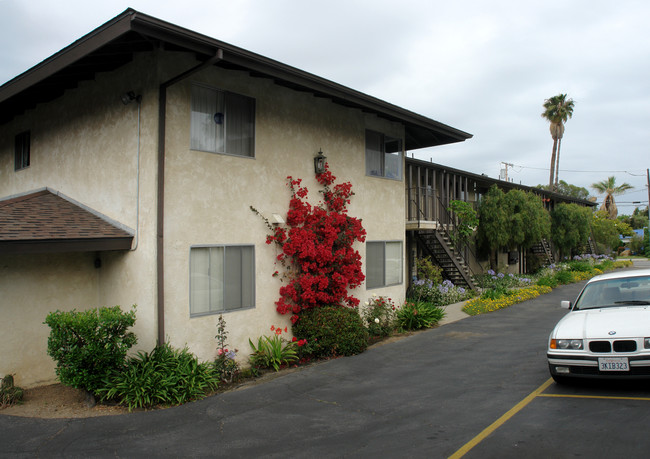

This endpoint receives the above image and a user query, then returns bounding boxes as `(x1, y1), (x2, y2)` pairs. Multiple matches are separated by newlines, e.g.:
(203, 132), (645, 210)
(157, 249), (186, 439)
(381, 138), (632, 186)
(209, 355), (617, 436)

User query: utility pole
(500, 162), (514, 182)
(647, 168), (650, 213)
(645, 168), (650, 256)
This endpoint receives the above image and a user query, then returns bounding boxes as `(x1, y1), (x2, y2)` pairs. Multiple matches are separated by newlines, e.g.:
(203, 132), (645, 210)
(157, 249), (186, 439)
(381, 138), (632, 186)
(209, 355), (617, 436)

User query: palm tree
(591, 176), (633, 219)
(542, 94), (575, 190)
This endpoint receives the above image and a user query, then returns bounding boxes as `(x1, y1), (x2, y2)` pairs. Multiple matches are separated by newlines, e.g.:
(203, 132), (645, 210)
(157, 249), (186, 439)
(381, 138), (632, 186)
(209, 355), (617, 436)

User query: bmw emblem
(608, 331), (616, 335)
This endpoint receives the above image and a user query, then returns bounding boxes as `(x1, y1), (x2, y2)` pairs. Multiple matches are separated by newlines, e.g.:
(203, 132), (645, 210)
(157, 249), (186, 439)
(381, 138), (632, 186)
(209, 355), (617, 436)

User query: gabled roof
(0, 189), (133, 253)
(0, 9), (472, 150)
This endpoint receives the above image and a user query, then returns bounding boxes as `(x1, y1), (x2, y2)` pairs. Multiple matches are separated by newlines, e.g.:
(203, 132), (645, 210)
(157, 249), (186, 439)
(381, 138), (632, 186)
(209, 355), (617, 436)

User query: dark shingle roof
(0, 189), (133, 253)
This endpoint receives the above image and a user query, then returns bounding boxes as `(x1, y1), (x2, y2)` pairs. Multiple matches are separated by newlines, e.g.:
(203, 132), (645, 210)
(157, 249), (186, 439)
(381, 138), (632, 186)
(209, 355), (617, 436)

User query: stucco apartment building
(0, 9), (472, 387)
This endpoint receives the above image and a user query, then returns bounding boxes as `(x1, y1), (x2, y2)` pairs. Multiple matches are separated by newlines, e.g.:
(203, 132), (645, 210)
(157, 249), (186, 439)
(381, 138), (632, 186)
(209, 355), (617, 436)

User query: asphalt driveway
(2, 275), (647, 458)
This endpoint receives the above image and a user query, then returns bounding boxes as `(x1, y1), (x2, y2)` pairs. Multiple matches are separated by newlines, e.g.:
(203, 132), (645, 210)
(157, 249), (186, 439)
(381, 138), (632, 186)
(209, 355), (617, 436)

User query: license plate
(598, 357), (629, 371)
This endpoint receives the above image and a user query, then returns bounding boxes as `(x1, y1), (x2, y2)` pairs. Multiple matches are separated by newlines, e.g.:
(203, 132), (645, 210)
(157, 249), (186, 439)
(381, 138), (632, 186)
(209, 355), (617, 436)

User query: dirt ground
(1, 383), (130, 418)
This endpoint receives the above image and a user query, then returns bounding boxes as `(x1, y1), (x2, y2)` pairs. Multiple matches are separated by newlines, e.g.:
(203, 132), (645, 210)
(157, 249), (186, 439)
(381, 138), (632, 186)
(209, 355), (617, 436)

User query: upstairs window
(191, 84), (255, 157)
(365, 130), (402, 180)
(15, 131), (30, 171)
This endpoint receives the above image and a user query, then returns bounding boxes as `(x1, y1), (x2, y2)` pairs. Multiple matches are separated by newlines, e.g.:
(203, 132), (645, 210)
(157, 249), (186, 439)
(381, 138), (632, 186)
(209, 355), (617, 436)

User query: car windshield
(574, 275), (650, 310)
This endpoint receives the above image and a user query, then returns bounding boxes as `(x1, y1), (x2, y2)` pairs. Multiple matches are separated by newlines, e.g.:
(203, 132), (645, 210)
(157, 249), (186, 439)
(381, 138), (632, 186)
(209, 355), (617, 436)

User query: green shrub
(1, 374), (24, 407)
(415, 257), (443, 285)
(554, 270), (574, 285)
(536, 275), (558, 288)
(292, 306), (368, 358)
(98, 343), (218, 411)
(397, 301), (445, 330)
(566, 261), (591, 272)
(44, 305), (137, 394)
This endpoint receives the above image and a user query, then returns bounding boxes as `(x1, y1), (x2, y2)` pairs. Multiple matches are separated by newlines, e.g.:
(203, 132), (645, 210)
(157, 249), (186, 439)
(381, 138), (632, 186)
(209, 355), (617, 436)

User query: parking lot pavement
(2, 274), (649, 458)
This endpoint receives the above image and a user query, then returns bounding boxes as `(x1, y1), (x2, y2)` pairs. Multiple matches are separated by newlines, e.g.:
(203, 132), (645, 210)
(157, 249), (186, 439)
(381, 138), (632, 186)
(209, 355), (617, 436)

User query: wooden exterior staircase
(530, 238), (555, 265)
(414, 229), (476, 290)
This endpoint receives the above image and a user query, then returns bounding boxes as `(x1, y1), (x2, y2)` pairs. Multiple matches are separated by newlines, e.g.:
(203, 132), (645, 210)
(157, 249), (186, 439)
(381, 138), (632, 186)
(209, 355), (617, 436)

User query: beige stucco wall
(162, 65), (407, 364)
(1, 49), (408, 385)
(0, 52), (162, 387)
(0, 253), (99, 387)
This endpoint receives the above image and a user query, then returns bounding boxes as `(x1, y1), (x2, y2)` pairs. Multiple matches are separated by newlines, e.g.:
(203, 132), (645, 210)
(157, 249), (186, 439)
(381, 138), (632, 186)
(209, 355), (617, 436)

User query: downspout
(156, 50), (223, 346)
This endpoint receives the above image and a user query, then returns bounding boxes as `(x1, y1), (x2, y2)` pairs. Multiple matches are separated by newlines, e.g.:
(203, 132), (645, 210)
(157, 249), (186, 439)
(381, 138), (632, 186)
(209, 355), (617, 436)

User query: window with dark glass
(15, 131), (30, 171)
(190, 85), (255, 157)
(365, 130), (402, 179)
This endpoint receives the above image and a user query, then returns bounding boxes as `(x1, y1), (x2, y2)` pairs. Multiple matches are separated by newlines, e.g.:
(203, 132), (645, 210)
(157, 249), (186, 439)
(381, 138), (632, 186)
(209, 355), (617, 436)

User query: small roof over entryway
(0, 189), (133, 254)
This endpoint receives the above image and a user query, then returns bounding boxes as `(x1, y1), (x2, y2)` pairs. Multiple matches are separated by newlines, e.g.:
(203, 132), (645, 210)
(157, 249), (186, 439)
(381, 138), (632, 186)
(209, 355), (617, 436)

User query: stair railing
(433, 194), (478, 279)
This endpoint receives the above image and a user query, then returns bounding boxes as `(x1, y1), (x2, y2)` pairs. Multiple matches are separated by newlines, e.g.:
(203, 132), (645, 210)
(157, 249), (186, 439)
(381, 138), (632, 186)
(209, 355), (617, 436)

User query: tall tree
(537, 180), (590, 200)
(590, 176), (633, 219)
(477, 186), (550, 269)
(542, 94), (575, 190)
(550, 203), (592, 259)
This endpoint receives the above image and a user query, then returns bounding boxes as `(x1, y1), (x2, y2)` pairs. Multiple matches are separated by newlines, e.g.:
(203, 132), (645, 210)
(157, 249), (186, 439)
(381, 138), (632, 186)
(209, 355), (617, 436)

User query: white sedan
(547, 268), (650, 383)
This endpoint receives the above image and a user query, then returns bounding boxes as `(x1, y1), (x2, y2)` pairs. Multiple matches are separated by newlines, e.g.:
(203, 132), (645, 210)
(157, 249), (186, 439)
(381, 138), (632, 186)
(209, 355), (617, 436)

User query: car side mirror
(560, 300), (571, 309)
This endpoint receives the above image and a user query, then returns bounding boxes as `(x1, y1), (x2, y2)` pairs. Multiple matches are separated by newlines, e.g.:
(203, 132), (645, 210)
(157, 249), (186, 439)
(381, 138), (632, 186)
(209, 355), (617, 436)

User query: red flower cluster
(291, 337), (308, 347)
(270, 325), (288, 335)
(265, 163), (366, 315)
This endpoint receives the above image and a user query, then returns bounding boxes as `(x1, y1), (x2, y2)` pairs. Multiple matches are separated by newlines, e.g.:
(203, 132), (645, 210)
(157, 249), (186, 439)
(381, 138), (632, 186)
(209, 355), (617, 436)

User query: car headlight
(644, 338), (650, 349)
(550, 339), (583, 350)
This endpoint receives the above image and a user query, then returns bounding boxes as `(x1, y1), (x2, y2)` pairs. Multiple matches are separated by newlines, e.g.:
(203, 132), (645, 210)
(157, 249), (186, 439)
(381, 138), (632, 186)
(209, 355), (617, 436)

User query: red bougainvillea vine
(251, 164), (366, 322)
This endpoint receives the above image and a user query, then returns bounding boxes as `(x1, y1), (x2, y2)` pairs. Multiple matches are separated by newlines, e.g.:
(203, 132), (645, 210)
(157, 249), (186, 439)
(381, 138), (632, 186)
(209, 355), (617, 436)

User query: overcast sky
(2, 0), (649, 212)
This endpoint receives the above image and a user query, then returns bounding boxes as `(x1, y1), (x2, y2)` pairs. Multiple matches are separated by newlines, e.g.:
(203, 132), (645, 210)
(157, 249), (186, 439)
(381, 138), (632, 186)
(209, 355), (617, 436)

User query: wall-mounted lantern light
(121, 91), (142, 105)
(314, 149), (327, 174)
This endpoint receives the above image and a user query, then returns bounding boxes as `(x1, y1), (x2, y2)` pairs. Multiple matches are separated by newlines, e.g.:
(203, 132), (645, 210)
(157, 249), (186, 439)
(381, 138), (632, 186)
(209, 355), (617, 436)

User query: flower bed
(462, 285), (553, 316)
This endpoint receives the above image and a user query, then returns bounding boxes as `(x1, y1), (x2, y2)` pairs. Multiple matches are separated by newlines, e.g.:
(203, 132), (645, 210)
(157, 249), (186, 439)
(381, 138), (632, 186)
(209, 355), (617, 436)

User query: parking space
(454, 377), (650, 458)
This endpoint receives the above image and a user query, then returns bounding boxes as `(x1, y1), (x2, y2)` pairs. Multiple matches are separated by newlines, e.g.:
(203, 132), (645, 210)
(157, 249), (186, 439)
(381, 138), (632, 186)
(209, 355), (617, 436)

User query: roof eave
(0, 237), (134, 254)
(0, 9), (471, 149)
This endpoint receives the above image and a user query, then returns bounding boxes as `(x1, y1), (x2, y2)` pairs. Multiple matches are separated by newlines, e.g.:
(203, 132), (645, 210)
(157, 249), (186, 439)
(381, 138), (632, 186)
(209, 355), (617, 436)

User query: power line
(507, 164), (647, 176)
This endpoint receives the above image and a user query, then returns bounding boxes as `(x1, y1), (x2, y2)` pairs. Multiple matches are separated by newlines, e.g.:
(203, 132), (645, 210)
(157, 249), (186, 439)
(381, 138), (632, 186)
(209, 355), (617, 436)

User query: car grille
(588, 340), (637, 353)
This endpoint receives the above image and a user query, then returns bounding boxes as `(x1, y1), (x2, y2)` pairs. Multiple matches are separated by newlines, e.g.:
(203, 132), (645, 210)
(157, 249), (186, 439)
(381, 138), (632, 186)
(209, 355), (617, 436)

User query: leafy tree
(537, 180), (590, 200)
(542, 94), (575, 190)
(550, 203), (592, 259)
(503, 189), (551, 248)
(591, 210), (632, 254)
(591, 176), (633, 219)
(618, 207), (649, 230)
(448, 199), (479, 247)
(477, 186), (509, 268)
(477, 186), (550, 268)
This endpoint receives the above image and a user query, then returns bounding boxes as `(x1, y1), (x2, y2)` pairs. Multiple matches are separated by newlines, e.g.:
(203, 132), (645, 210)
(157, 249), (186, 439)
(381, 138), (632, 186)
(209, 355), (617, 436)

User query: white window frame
(366, 240), (403, 289)
(365, 130), (403, 180)
(190, 84), (256, 157)
(189, 245), (255, 316)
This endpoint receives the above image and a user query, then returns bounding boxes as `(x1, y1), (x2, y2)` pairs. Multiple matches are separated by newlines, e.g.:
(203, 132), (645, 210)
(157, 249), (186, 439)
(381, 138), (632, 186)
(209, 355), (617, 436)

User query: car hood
(553, 307), (650, 339)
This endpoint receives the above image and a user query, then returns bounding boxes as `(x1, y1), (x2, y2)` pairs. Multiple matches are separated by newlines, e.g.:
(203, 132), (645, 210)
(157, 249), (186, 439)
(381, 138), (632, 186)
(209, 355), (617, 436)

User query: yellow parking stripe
(539, 393), (650, 401)
(448, 378), (554, 459)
